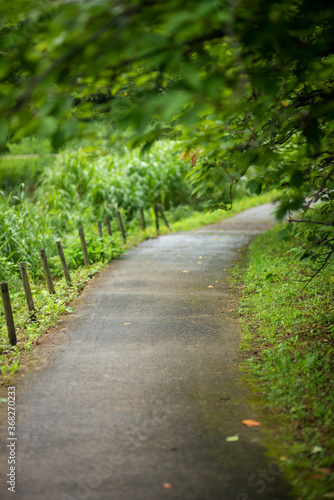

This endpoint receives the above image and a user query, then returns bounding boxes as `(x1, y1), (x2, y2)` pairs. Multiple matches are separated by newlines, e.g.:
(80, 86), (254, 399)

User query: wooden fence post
(19, 262), (36, 316)
(105, 214), (112, 236)
(97, 221), (102, 239)
(116, 210), (127, 242)
(78, 227), (90, 266)
(159, 204), (170, 230)
(154, 204), (159, 233)
(139, 207), (146, 230)
(0, 283), (17, 346)
(56, 241), (71, 285)
(39, 249), (56, 294)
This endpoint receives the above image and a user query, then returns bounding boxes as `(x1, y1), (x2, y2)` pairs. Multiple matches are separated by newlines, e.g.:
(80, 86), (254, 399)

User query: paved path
(0, 204), (293, 500)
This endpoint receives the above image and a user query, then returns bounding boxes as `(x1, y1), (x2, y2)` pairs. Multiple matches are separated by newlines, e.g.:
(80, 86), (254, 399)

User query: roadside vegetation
(233, 225), (334, 500)
(1, 2), (334, 498)
(0, 134), (274, 383)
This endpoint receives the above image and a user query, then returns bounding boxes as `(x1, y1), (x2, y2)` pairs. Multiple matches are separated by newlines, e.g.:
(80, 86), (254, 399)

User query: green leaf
(290, 170), (304, 188)
(0, 117), (8, 144)
(226, 435), (239, 442)
(246, 179), (262, 195)
(39, 117), (58, 138)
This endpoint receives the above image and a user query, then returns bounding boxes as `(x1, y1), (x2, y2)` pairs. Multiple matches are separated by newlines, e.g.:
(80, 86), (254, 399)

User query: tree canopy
(1, 0), (334, 273)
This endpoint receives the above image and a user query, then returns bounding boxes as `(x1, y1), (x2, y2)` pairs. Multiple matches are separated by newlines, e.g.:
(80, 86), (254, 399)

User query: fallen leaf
(323, 494), (334, 499)
(208, 285), (214, 289)
(226, 435), (239, 442)
(279, 456), (287, 461)
(0, 398), (8, 404)
(242, 419), (261, 427)
(311, 475), (323, 480)
(215, 238), (219, 240)
(124, 323), (131, 325)
(197, 262), (202, 264)
(182, 270), (189, 273)
(212, 254), (216, 256)
(203, 257), (207, 259)
(163, 483), (174, 489)
(194, 233), (198, 236)
(199, 256), (203, 259)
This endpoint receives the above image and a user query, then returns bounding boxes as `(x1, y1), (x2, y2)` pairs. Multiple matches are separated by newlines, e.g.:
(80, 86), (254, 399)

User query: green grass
(232, 225), (334, 500)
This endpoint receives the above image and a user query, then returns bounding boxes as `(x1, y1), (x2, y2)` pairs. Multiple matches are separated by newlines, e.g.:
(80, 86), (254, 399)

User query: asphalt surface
(0, 204), (294, 500)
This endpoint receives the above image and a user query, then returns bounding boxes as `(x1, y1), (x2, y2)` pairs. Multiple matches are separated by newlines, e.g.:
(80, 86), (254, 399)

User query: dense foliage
(0, 140), (192, 279)
(36, 141), (192, 231)
(1, 0), (333, 272)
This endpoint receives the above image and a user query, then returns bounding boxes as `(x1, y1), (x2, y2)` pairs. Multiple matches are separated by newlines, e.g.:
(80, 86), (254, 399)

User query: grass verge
(231, 225), (334, 500)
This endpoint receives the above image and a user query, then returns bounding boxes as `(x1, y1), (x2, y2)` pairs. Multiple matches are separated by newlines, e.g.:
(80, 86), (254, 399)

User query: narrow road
(0, 204), (293, 500)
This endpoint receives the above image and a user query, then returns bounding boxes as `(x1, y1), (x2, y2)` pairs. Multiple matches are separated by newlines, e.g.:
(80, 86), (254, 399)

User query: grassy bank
(233, 225), (334, 500)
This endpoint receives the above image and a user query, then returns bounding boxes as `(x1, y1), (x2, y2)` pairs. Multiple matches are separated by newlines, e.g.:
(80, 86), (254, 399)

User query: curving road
(0, 204), (293, 500)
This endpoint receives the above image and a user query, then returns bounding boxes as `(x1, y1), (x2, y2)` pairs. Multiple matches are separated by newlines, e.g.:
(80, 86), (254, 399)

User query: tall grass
(0, 193), (54, 282)
(35, 141), (193, 232)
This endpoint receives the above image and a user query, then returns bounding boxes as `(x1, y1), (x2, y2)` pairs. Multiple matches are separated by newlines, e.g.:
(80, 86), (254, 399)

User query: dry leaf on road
(163, 483), (174, 489)
(242, 419), (261, 427)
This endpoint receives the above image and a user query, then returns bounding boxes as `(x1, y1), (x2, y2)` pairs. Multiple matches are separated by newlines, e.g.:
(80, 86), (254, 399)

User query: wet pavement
(0, 204), (294, 500)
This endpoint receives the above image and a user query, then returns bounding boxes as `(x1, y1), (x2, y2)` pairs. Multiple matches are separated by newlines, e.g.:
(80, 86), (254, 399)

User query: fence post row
(0, 282), (17, 346)
(97, 221), (102, 239)
(78, 227), (90, 266)
(19, 262), (36, 317)
(115, 210), (127, 242)
(154, 204), (160, 233)
(139, 207), (146, 231)
(2, 205), (169, 345)
(159, 205), (170, 230)
(105, 214), (112, 236)
(39, 249), (56, 294)
(56, 240), (71, 285)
